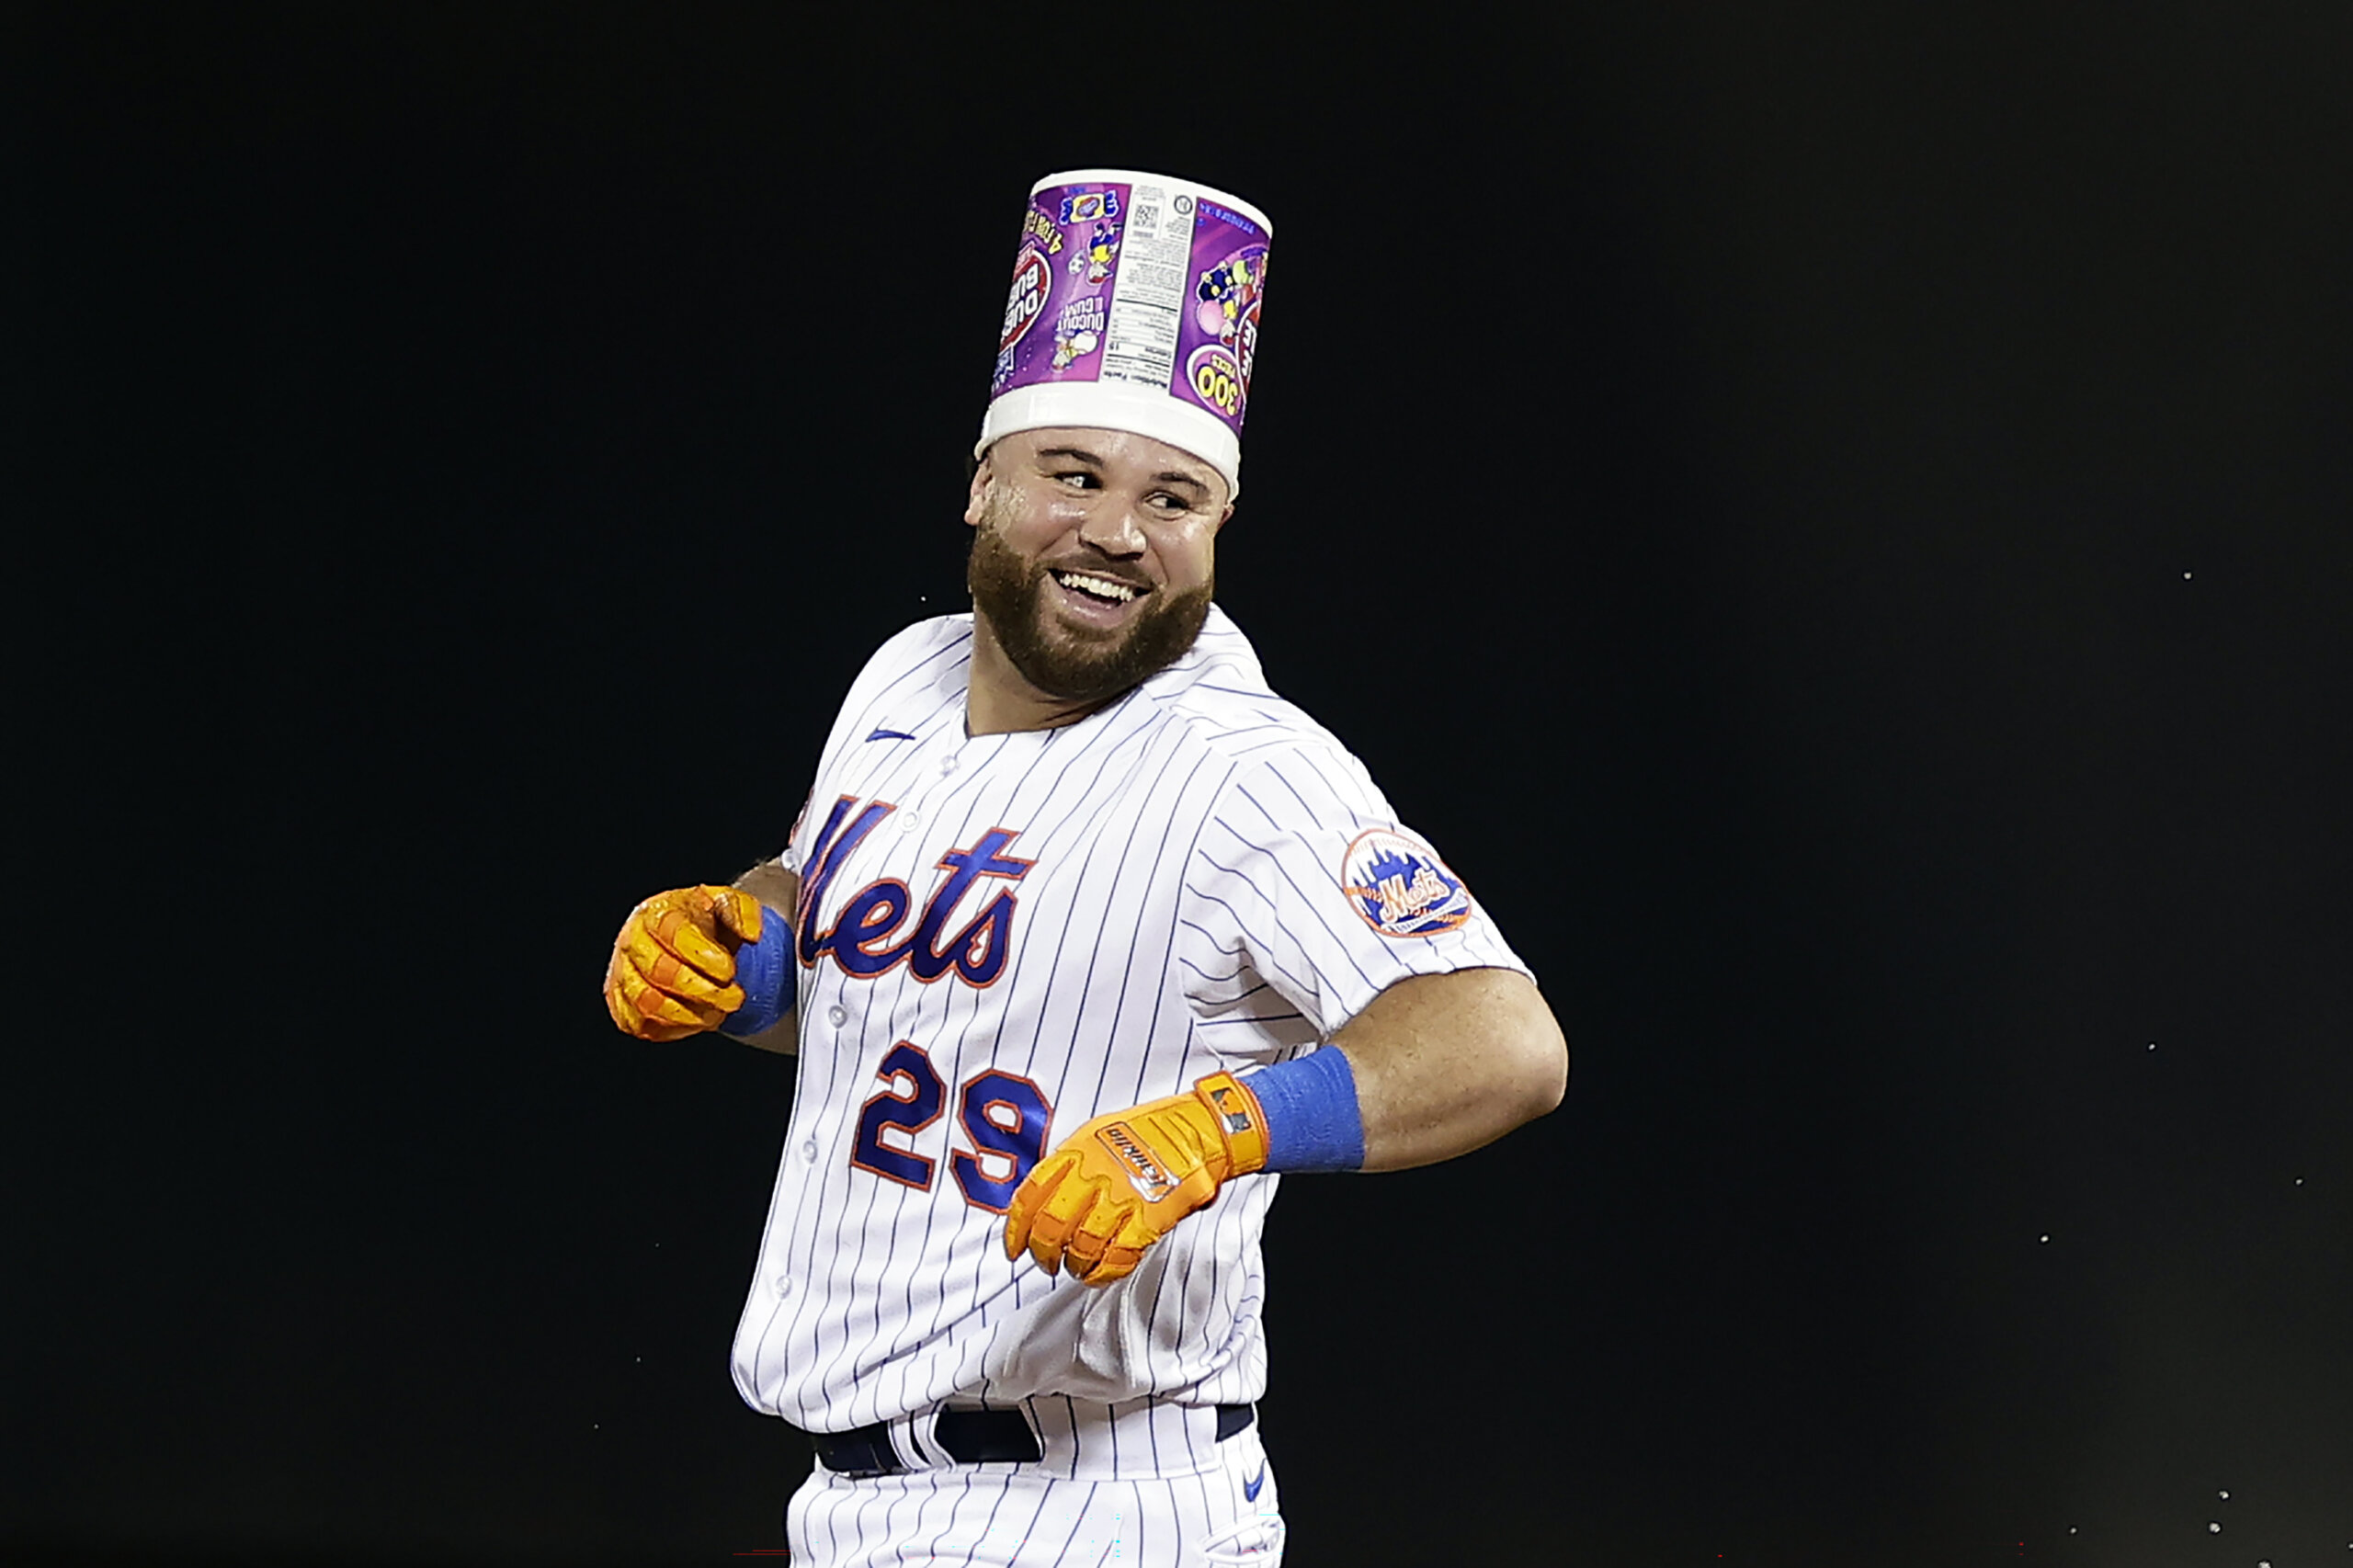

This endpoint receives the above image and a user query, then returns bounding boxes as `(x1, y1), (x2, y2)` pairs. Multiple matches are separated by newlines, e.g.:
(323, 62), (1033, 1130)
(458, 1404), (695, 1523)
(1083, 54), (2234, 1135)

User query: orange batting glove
(1004, 1071), (1269, 1286)
(602, 884), (765, 1041)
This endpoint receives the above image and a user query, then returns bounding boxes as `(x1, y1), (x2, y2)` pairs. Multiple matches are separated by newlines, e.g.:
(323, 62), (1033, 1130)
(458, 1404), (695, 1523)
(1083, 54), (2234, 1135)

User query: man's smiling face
(964, 426), (1231, 705)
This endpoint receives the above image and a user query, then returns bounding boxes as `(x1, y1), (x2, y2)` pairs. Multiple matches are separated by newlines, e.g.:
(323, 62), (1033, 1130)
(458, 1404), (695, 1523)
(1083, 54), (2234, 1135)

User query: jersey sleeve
(1177, 747), (1530, 1039)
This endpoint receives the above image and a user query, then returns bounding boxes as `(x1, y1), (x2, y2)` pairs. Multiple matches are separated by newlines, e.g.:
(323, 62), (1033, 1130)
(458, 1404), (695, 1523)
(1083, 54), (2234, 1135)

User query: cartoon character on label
(1069, 220), (1121, 284)
(1195, 244), (1269, 348)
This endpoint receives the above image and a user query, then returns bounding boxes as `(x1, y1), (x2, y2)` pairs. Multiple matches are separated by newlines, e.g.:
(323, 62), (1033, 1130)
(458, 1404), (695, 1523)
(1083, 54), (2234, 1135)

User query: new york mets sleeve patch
(1338, 827), (1474, 937)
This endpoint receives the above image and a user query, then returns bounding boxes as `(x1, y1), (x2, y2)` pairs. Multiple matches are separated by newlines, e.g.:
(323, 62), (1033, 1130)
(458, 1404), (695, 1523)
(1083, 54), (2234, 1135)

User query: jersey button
(772, 1275), (794, 1298)
(938, 754), (959, 776)
(801, 1138), (819, 1164)
(826, 1005), (847, 1028)
(897, 812), (923, 835)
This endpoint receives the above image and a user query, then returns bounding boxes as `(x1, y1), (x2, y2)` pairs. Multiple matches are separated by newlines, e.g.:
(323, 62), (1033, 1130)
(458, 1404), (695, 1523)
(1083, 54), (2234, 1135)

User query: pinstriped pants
(783, 1415), (1284, 1566)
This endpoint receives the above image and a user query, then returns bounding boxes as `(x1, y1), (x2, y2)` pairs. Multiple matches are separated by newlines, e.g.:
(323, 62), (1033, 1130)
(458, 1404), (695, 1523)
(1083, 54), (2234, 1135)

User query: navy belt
(812, 1403), (1256, 1476)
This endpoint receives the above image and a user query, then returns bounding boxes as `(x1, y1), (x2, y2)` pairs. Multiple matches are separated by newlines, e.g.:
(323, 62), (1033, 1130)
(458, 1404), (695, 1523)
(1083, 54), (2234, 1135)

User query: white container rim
(1028, 169), (1274, 238)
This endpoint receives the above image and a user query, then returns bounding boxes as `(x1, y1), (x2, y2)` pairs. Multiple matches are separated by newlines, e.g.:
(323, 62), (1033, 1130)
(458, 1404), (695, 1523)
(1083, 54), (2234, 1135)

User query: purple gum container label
(993, 176), (1271, 437)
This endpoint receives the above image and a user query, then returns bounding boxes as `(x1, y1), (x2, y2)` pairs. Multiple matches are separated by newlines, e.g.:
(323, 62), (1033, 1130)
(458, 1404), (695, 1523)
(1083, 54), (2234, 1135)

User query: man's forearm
(1328, 967), (1568, 1172)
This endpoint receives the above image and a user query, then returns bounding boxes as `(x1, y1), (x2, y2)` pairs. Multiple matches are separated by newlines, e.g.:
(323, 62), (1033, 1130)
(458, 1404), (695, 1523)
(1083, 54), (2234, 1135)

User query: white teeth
(1056, 571), (1136, 603)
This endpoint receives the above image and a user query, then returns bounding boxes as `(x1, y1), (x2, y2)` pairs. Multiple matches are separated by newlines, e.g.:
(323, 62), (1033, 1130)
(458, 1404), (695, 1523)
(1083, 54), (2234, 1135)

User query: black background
(9, 5), (2350, 1564)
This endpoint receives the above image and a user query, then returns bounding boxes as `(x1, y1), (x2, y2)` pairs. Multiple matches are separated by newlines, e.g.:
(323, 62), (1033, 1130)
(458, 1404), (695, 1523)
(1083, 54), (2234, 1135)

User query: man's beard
(967, 498), (1214, 706)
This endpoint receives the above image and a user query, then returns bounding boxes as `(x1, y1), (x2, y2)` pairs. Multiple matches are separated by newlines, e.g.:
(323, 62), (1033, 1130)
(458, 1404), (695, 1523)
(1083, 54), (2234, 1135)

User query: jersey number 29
(850, 1041), (1051, 1211)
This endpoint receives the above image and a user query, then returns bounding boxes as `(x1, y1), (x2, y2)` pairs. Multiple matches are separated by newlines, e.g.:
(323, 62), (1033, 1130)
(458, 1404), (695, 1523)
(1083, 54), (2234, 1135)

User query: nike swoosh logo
(1243, 1464), (1267, 1501)
(864, 728), (917, 742)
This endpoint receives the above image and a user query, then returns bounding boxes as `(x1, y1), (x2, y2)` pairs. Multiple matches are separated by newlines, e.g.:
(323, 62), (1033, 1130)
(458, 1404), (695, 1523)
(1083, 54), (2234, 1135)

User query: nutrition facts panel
(1098, 181), (1191, 392)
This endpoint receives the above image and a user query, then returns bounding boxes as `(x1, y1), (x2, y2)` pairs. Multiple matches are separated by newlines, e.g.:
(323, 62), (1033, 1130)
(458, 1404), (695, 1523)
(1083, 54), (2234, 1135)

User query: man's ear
(963, 449), (994, 528)
(1213, 502), (1234, 533)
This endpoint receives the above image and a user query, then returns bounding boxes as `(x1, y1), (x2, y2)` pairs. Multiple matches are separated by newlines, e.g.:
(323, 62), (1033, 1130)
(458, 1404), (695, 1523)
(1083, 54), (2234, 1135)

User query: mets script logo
(796, 796), (1034, 986)
(1338, 828), (1472, 937)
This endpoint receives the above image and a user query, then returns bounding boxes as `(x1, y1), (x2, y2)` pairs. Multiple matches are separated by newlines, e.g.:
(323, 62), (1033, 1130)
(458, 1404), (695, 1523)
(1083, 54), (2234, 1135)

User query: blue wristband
(720, 906), (794, 1039)
(1244, 1048), (1366, 1173)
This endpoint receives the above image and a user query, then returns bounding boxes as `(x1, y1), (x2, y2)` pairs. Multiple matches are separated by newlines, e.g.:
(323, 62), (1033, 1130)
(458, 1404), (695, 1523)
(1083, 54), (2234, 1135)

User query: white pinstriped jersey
(731, 606), (1528, 1444)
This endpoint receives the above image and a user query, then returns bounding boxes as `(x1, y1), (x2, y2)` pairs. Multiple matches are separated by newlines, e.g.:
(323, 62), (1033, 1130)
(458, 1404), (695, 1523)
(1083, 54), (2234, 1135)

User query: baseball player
(601, 171), (1568, 1566)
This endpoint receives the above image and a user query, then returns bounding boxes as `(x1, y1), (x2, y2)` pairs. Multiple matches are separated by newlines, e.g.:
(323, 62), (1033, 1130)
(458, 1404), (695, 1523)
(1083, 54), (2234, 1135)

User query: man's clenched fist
(602, 884), (765, 1041)
(1004, 1071), (1269, 1286)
